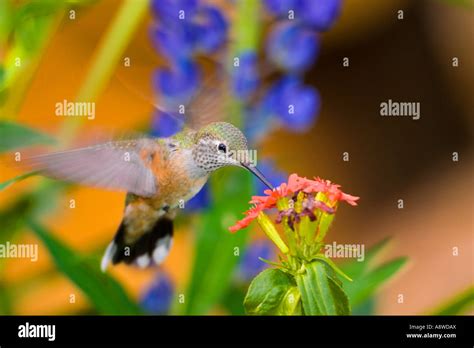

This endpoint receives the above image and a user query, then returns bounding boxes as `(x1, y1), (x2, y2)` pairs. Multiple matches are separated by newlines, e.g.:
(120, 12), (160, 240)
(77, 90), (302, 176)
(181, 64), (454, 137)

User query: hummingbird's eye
(218, 143), (227, 153)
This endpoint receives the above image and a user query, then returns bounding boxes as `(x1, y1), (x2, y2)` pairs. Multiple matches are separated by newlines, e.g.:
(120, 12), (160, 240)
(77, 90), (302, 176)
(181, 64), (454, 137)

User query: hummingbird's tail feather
(100, 241), (117, 272)
(100, 216), (173, 272)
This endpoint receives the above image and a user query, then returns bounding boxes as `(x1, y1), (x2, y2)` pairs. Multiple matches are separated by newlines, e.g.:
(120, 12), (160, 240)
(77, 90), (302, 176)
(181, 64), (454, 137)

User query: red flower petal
(228, 205), (264, 232)
(312, 177), (360, 206)
(229, 173), (359, 232)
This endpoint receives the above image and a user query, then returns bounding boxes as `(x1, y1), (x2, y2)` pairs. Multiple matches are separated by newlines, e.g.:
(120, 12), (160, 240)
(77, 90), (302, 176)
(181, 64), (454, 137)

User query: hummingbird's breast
(141, 140), (208, 209)
(122, 141), (207, 243)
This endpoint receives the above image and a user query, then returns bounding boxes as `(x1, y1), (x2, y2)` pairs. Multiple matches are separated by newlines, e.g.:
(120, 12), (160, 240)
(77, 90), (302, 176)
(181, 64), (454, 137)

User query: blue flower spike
(149, 1), (339, 142)
(299, 0), (342, 31)
(232, 51), (260, 101)
(151, 0), (200, 23)
(140, 273), (175, 315)
(153, 58), (200, 106)
(151, 22), (199, 60)
(266, 21), (319, 72)
(151, 3), (227, 59)
(264, 0), (342, 31)
(264, 0), (297, 17)
(266, 76), (321, 132)
(195, 5), (228, 54)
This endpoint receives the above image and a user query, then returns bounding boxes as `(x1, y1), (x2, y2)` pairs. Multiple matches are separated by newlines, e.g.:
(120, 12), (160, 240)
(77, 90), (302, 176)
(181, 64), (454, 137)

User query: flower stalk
(295, 261), (350, 315)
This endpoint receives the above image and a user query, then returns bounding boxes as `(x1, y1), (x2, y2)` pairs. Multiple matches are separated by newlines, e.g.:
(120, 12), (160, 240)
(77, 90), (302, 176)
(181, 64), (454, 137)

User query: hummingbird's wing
(115, 41), (234, 131)
(25, 139), (158, 197)
(183, 64), (231, 130)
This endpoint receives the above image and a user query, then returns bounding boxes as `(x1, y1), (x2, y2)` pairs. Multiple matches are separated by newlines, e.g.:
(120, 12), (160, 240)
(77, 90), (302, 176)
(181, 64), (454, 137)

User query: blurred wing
(114, 42), (232, 131)
(114, 30), (281, 131)
(180, 53), (280, 129)
(184, 64), (231, 129)
(26, 139), (158, 197)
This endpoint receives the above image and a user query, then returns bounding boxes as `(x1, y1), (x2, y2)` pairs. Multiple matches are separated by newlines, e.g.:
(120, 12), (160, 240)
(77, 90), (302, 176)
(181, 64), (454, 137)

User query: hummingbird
(26, 121), (273, 271)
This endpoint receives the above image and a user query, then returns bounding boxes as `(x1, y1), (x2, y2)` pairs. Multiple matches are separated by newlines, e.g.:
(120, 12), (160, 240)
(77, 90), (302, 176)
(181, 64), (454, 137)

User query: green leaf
(244, 268), (301, 315)
(296, 261), (350, 315)
(0, 179), (66, 313)
(0, 282), (13, 315)
(429, 287), (474, 315)
(13, 0), (63, 54)
(343, 257), (408, 308)
(0, 180), (64, 245)
(312, 255), (352, 282)
(336, 238), (406, 311)
(0, 197), (31, 244)
(0, 0), (13, 47)
(340, 237), (391, 279)
(0, 121), (54, 153)
(0, 171), (37, 191)
(27, 220), (142, 315)
(179, 169), (252, 314)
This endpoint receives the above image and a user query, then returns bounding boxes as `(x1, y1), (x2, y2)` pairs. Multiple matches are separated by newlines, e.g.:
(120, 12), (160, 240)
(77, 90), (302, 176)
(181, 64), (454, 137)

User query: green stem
(295, 261), (351, 315)
(228, 0), (261, 128)
(233, 0), (260, 54)
(58, 0), (149, 144)
(295, 265), (322, 315)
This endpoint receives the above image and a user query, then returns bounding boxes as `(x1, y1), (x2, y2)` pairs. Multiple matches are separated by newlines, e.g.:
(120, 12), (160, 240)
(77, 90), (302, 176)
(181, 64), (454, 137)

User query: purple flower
(151, 22), (200, 60)
(266, 21), (319, 72)
(265, 76), (321, 131)
(153, 58), (200, 105)
(238, 240), (275, 281)
(151, 4), (227, 59)
(151, 0), (200, 24)
(232, 51), (259, 101)
(299, 0), (342, 30)
(151, 110), (183, 138)
(264, 0), (342, 31)
(264, 0), (297, 17)
(194, 6), (228, 54)
(140, 274), (174, 315)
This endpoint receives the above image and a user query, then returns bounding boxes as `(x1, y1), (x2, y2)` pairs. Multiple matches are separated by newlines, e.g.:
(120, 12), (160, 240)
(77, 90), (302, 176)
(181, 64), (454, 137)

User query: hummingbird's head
(193, 122), (273, 189)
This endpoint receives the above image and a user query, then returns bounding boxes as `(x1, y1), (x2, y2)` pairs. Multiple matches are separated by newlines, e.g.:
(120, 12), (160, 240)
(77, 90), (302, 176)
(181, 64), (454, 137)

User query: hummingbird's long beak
(240, 162), (274, 190)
